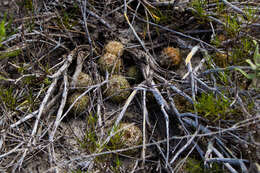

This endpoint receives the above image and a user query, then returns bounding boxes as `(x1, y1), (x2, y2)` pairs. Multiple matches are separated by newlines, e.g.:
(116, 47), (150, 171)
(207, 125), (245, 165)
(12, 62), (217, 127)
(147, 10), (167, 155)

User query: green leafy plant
(236, 40), (260, 88)
(0, 87), (17, 110)
(191, 0), (209, 22)
(224, 14), (241, 37)
(78, 113), (101, 153)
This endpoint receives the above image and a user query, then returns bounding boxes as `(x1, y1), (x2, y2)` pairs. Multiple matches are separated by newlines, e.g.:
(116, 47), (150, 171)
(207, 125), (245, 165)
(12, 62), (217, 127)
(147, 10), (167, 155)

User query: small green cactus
(75, 72), (93, 88)
(110, 123), (142, 155)
(98, 52), (123, 73)
(105, 75), (130, 103)
(67, 92), (89, 114)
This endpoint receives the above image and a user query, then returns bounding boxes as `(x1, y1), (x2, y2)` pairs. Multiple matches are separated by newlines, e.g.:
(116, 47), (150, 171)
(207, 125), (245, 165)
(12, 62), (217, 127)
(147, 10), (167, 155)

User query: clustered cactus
(67, 43), (184, 113)
(98, 41), (124, 73)
(98, 41), (132, 103)
(75, 72), (93, 88)
(98, 52), (123, 73)
(104, 40), (124, 57)
(67, 72), (93, 115)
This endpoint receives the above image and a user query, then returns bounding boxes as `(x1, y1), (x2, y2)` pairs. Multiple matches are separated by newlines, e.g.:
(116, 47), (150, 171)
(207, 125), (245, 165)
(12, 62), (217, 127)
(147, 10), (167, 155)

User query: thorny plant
(0, 0), (259, 173)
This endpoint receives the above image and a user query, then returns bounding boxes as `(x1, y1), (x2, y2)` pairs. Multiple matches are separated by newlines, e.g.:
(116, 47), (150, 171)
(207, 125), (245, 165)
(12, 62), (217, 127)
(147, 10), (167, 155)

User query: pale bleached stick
(222, 0), (247, 18)
(182, 45), (200, 79)
(150, 79), (170, 165)
(58, 79), (109, 123)
(70, 51), (84, 87)
(10, 92), (61, 128)
(31, 78), (58, 144)
(206, 158), (249, 165)
(211, 145), (238, 173)
(49, 72), (69, 166)
(152, 138), (174, 171)
(102, 88), (138, 147)
(0, 142), (24, 159)
(15, 78), (59, 170)
(10, 111), (38, 128)
(161, 105), (170, 166)
(15, 77), (58, 169)
(48, 47), (77, 78)
(170, 129), (199, 164)
(142, 90), (148, 166)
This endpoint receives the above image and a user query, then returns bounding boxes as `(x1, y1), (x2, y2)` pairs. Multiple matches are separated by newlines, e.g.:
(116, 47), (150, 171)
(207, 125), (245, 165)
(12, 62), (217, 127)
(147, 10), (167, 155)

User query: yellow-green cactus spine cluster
(67, 92), (89, 114)
(105, 74), (131, 103)
(110, 123), (142, 155)
(75, 72), (93, 88)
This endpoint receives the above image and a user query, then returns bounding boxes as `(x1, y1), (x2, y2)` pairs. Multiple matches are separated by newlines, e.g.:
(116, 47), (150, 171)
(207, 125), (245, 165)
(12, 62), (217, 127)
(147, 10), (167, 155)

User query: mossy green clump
(177, 157), (223, 173)
(181, 158), (203, 173)
(110, 123), (142, 155)
(0, 87), (17, 110)
(194, 93), (239, 122)
(67, 92), (89, 114)
(98, 52), (123, 73)
(75, 72), (93, 88)
(105, 75), (131, 103)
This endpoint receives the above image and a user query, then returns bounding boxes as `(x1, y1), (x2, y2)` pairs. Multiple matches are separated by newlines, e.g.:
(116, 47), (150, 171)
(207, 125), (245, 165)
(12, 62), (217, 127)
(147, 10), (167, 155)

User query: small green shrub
(77, 113), (100, 153)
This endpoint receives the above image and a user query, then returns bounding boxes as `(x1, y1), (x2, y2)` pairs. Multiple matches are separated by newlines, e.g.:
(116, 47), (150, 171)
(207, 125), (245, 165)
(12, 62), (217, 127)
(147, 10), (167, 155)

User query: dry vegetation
(0, 0), (259, 172)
